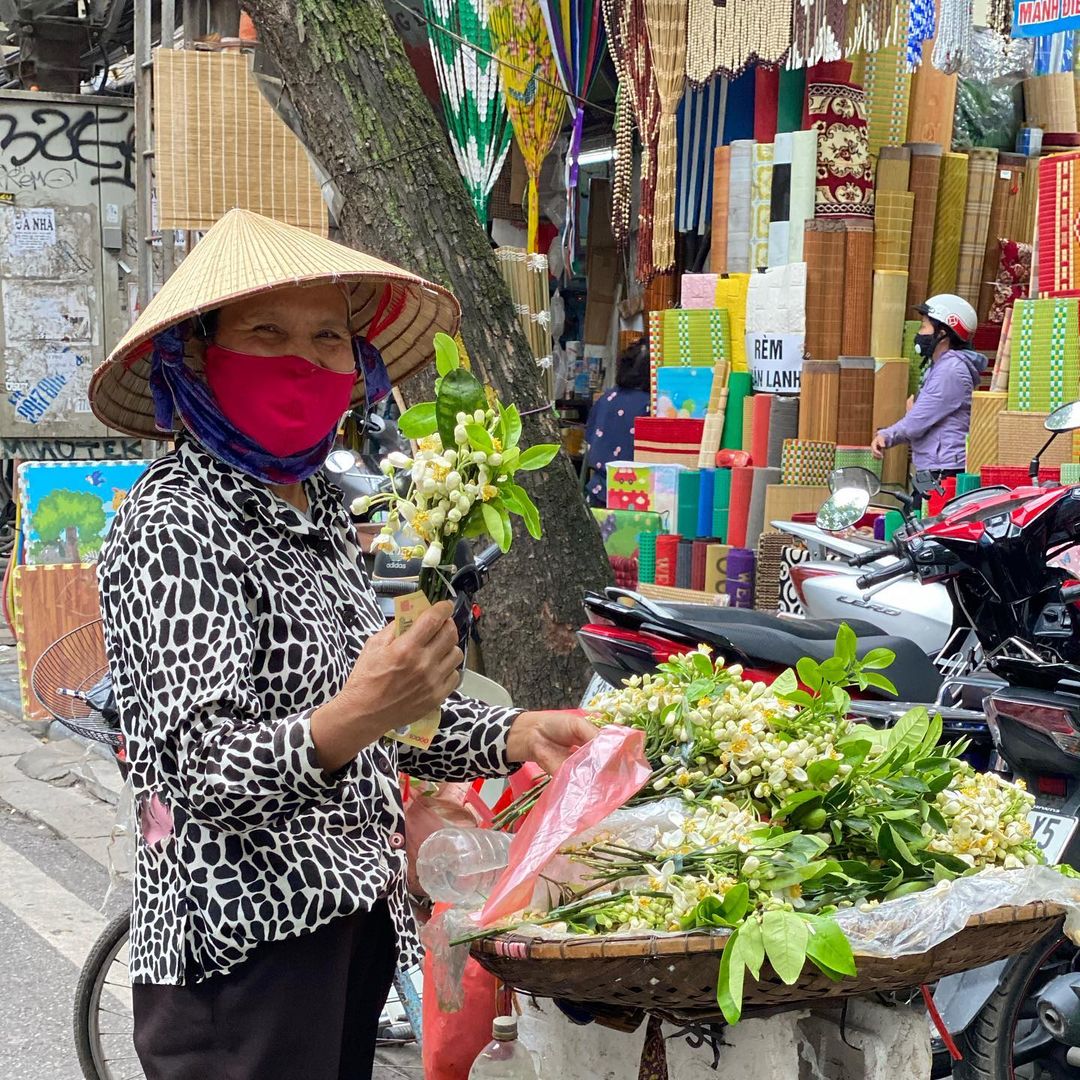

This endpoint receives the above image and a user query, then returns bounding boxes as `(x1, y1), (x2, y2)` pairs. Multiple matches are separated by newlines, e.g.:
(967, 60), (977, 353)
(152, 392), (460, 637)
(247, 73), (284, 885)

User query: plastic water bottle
(468, 1016), (539, 1079)
(416, 827), (512, 905)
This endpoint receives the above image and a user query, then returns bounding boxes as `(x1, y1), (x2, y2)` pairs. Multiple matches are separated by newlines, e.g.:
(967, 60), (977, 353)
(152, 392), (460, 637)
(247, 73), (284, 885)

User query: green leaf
(434, 332), (460, 376)
(497, 504), (513, 553)
(716, 929), (746, 1025)
(691, 651), (714, 678)
(772, 668), (798, 697)
(500, 402), (523, 448)
(886, 708), (930, 755)
(796, 657), (822, 691)
(720, 883), (750, 924)
(466, 423), (495, 453)
(807, 759), (840, 786)
(819, 657), (848, 683)
(879, 824), (920, 867)
(397, 401), (438, 439)
(784, 689), (816, 708)
(481, 502), (506, 549)
(508, 484), (541, 539)
(862, 672), (898, 694)
(835, 623), (857, 665)
(435, 368), (487, 450)
(762, 910), (809, 986)
(805, 918), (857, 978)
(739, 919), (765, 980)
(861, 647), (896, 670)
(517, 443), (560, 471)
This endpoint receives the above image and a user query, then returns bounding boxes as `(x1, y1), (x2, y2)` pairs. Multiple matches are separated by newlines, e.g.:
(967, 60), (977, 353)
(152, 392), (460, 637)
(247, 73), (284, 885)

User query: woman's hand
(311, 601), (463, 771)
(506, 709), (598, 774)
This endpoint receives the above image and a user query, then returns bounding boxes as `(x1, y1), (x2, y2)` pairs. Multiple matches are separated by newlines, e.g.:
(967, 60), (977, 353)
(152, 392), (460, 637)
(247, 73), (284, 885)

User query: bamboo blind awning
(153, 49), (328, 234)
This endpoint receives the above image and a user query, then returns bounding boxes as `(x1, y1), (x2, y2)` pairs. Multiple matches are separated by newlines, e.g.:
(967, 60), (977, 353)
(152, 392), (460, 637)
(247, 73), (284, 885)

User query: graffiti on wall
(0, 106), (135, 192)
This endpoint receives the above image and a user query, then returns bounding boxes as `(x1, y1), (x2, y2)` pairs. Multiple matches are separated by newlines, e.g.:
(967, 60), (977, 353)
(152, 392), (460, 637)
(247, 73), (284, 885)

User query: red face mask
(204, 343), (357, 458)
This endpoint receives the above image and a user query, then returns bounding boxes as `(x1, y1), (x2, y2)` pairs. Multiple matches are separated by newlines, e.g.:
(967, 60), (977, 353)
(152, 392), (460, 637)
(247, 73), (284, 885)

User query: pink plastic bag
(480, 725), (652, 926)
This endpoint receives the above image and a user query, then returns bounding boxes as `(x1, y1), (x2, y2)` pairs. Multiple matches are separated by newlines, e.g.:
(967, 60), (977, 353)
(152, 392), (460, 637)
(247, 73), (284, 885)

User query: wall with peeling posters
(0, 90), (136, 442)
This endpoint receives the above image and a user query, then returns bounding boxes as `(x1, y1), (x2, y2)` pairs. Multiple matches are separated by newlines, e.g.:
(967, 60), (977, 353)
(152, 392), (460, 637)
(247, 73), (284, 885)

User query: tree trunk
(65, 524), (80, 563)
(242, 0), (612, 708)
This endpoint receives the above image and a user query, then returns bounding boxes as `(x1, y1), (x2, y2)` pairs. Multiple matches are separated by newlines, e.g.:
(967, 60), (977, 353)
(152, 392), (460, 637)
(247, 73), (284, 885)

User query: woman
(89, 209), (596, 1080)
(870, 293), (986, 485)
(584, 338), (650, 506)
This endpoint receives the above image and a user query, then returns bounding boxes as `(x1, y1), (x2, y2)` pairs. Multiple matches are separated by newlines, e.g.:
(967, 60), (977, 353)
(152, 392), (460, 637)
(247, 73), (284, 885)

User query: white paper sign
(12, 207), (56, 252)
(747, 332), (805, 393)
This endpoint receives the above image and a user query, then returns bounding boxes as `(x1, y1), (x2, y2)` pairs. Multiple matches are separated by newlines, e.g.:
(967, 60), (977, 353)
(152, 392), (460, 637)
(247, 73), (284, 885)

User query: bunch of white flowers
(928, 766), (1040, 868)
(351, 416), (508, 569)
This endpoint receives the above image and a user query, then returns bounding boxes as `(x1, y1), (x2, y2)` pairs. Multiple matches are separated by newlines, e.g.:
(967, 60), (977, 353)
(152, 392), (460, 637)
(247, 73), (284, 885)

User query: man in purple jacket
(871, 293), (986, 483)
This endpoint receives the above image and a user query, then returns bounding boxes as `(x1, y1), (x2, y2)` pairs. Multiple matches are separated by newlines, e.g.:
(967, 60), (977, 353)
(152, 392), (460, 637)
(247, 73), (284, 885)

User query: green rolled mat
(834, 446), (883, 477)
(928, 152), (969, 297)
(677, 470), (701, 537)
(956, 472), (981, 494)
(903, 320), (924, 396)
(777, 69), (806, 133)
(637, 531), (657, 584)
(722, 372), (754, 449)
(884, 509), (905, 540)
(1062, 463), (1080, 484)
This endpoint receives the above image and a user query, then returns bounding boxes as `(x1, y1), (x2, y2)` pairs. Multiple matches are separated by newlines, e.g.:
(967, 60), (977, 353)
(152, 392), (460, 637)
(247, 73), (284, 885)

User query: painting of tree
(31, 490), (107, 563)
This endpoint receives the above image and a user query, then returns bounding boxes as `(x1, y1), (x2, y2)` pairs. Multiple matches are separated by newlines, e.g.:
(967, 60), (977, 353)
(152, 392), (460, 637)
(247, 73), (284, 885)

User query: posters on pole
(11, 208), (56, 252)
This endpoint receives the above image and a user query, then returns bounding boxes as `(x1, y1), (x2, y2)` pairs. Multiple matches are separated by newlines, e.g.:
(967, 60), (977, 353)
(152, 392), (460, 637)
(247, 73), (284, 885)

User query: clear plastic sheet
(479, 725), (652, 925)
(833, 865), (1080, 956)
(102, 778), (135, 910)
(953, 29), (1032, 151)
(420, 904), (484, 1012)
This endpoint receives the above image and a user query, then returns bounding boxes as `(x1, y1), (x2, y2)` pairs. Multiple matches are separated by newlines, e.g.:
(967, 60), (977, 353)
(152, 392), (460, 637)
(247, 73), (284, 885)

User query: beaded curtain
(490, 0), (568, 252)
(644, 0), (688, 272)
(424, 0), (512, 223)
(602, 0), (663, 281)
(685, 0), (792, 84)
(538, 0), (607, 269)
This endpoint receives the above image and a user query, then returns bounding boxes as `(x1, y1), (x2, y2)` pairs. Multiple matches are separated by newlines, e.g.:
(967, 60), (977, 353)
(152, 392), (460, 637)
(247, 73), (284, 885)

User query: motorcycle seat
(646, 605), (941, 703)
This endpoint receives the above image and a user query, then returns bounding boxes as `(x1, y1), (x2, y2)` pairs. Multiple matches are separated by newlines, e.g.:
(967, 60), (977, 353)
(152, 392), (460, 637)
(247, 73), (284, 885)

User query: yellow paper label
(389, 590), (442, 750)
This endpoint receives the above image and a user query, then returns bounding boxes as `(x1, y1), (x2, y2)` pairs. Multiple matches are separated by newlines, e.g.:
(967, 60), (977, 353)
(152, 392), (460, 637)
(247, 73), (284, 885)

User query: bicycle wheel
(74, 910), (142, 1080)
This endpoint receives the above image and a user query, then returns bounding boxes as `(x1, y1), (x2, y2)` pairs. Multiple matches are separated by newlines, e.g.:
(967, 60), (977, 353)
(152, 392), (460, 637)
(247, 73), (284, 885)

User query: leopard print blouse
(98, 440), (519, 985)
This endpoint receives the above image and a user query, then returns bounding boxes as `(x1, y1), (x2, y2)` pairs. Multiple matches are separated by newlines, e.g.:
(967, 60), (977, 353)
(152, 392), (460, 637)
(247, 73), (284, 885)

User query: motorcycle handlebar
(856, 556), (913, 590)
(848, 541), (897, 568)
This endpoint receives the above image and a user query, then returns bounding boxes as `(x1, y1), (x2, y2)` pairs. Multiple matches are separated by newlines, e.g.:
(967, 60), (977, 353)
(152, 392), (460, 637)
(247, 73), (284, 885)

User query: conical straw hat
(89, 208), (460, 439)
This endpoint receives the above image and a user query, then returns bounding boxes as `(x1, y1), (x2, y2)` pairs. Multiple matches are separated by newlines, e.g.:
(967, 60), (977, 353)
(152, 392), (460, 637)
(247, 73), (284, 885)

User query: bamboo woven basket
(472, 903), (1064, 1021)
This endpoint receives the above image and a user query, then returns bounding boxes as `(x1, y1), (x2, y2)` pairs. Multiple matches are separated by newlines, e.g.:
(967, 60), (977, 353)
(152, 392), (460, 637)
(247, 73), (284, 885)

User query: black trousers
(132, 901), (398, 1080)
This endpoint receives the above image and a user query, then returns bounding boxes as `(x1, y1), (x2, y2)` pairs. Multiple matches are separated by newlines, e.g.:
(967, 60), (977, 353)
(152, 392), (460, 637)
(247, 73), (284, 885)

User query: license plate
(1028, 808), (1078, 864)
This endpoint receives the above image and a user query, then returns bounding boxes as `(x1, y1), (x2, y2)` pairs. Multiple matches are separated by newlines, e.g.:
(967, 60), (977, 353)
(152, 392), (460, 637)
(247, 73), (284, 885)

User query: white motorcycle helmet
(915, 293), (977, 345)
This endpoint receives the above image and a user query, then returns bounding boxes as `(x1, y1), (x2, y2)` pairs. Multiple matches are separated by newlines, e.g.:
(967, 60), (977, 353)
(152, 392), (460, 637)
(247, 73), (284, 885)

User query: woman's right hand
(311, 601), (463, 771)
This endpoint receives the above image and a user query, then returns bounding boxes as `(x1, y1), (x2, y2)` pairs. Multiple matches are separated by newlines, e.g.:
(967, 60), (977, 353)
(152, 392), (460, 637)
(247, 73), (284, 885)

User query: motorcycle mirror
(324, 449), (359, 474)
(1045, 400), (1080, 433)
(828, 467), (881, 497)
(816, 487), (871, 533)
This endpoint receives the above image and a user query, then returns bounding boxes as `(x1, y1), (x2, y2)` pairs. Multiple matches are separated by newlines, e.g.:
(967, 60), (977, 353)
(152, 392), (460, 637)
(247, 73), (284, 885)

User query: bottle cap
(493, 1015), (518, 1040)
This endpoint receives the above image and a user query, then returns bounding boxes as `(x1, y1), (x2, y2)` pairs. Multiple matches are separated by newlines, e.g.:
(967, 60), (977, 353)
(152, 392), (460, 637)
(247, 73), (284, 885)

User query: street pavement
(0, 641), (423, 1080)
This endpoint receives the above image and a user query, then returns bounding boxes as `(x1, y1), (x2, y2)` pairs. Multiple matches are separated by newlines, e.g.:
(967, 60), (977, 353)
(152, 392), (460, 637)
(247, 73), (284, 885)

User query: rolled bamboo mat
(873, 357), (912, 484)
(723, 371), (754, 449)
(699, 412), (725, 468)
(742, 394), (756, 454)
(978, 153), (1025, 323)
(762, 484), (833, 533)
(767, 396), (800, 467)
(799, 359), (840, 442)
(842, 222), (874, 356)
(788, 130), (818, 263)
(967, 390), (1008, 473)
(750, 142), (775, 270)
(870, 270), (909, 358)
(1038, 153), (1080, 299)
(928, 152), (969, 297)
(643, 272), (677, 313)
(804, 220), (846, 362)
(751, 392), (773, 465)
(956, 148), (999, 308)
(746, 466), (782, 549)
(727, 140), (755, 274)
(907, 30), (957, 147)
(837, 356), (876, 445)
(906, 143), (944, 310)
(638, 581), (730, 606)
(755, 531), (789, 613)
(862, 8), (911, 157)
(904, 320), (924, 395)
(876, 145), (911, 192)
(1024, 73), (1077, 133)
(991, 306), (1013, 392)
(781, 438), (836, 485)
(728, 465), (755, 547)
(874, 191), (914, 272)
(998, 411), (1073, 469)
(711, 146), (731, 273)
